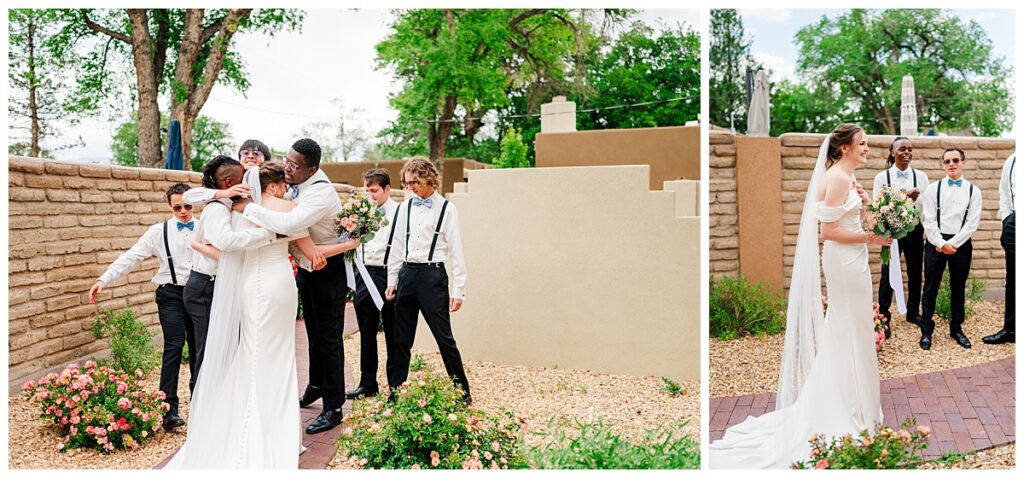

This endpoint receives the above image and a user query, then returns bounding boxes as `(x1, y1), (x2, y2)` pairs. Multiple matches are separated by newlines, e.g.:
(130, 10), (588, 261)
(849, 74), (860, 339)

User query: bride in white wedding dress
(710, 124), (892, 469)
(167, 162), (304, 468)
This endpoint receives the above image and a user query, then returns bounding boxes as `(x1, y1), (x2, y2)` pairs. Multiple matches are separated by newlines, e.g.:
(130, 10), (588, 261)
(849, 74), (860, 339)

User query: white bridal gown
(167, 210), (300, 468)
(710, 189), (882, 469)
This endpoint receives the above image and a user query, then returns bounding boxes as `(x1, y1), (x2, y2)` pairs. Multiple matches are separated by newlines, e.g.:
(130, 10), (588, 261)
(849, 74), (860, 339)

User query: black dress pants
(920, 236), (973, 336)
(353, 266), (398, 389)
(154, 284), (197, 415)
(1002, 213), (1015, 332)
(393, 263), (470, 398)
(878, 224), (925, 322)
(296, 255), (348, 411)
(182, 272), (215, 393)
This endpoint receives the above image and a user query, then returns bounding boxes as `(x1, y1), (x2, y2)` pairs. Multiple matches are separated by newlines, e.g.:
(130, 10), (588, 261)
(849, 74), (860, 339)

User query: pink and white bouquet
(865, 187), (920, 266)
(335, 191), (389, 261)
(21, 361), (168, 453)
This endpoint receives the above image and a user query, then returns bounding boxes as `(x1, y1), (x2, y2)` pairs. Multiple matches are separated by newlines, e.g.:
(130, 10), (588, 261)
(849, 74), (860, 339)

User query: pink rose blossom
(816, 459), (829, 469)
(422, 413), (433, 424)
(430, 450), (441, 466)
(382, 408), (393, 417)
(22, 380), (36, 390)
(410, 464), (420, 470)
(418, 399), (427, 408)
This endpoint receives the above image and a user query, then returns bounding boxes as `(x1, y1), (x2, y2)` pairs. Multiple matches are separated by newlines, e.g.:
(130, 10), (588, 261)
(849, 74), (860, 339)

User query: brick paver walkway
(158, 304), (359, 469)
(710, 357), (1015, 460)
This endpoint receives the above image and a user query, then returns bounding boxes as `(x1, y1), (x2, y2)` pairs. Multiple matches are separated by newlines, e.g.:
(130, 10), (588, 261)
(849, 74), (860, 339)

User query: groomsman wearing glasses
(88, 183), (200, 430)
(984, 153), (1016, 344)
(917, 148), (983, 351)
(385, 157), (471, 405)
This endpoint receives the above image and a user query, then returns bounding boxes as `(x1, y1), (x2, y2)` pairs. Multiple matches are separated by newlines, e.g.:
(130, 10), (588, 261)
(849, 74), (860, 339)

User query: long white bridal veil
(168, 167), (261, 467)
(775, 135), (830, 411)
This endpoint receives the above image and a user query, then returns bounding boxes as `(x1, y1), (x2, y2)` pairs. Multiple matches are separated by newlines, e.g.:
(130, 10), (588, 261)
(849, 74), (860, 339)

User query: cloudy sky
(738, 8), (1016, 137)
(43, 9), (699, 163)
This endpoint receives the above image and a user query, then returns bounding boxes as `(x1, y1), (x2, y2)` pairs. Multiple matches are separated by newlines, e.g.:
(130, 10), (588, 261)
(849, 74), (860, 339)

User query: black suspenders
(1011, 156), (1016, 208)
(936, 179), (974, 232)
(381, 206), (401, 265)
(404, 198), (449, 262)
(162, 221), (178, 286)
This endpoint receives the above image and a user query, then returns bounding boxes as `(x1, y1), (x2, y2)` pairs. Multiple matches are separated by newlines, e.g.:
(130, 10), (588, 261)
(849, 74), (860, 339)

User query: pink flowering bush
(822, 298), (886, 352)
(337, 370), (527, 469)
(792, 418), (931, 469)
(21, 361), (168, 453)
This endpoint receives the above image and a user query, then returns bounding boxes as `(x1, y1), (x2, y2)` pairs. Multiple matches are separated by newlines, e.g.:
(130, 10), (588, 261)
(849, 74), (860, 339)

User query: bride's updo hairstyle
(259, 160), (287, 190)
(825, 123), (864, 169)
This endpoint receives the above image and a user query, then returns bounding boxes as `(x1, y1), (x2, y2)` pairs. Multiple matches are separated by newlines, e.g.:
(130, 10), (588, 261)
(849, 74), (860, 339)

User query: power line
(208, 94), (699, 125)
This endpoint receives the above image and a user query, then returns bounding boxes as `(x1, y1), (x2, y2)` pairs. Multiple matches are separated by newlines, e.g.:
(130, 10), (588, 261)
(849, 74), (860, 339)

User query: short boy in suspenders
(984, 153), (1016, 344)
(344, 168), (401, 399)
(917, 147), (983, 350)
(385, 157), (471, 404)
(871, 137), (929, 337)
(88, 183), (199, 430)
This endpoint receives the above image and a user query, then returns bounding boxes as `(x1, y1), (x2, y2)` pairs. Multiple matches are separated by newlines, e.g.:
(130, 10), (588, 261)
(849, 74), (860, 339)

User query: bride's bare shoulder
(262, 196), (297, 212)
(819, 169), (853, 203)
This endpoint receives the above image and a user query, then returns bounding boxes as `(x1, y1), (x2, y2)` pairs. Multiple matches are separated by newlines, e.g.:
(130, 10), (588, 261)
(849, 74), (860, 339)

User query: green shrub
(528, 419), (700, 469)
(410, 354), (427, 372)
(494, 126), (531, 169)
(709, 276), (786, 340)
(21, 361), (168, 452)
(935, 272), (986, 320)
(792, 418), (931, 469)
(181, 342), (189, 365)
(337, 370), (528, 469)
(661, 377), (683, 397)
(90, 308), (159, 374)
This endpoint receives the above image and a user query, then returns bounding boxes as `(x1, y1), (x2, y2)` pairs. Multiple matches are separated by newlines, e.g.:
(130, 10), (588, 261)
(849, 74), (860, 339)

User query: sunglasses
(240, 149), (264, 158)
(172, 204), (194, 212)
(942, 157), (962, 165)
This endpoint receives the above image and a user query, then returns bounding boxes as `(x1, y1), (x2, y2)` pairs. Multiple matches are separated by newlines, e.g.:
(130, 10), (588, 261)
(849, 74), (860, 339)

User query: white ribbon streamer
(887, 239), (907, 315)
(343, 246), (385, 310)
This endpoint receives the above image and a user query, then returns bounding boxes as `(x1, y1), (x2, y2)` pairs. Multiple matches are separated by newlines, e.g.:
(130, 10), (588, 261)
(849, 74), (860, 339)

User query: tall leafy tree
(8, 9), (75, 157)
(375, 9), (589, 164)
(51, 8), (303, 169)
(111, 113), (233, 172)
(709, 9), (759, 132)
(792, 9), (1011, 136)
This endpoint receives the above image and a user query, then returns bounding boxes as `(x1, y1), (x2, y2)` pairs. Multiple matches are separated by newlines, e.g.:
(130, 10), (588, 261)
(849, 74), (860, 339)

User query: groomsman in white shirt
(917, 147), (983, 350)
(345, 168), (401, 399)
(234, 138), (347, 434)
(88, 183), (199, 430)
(871, 137), (929, 337)
(984, 153), (1016, 344)
(385, 157), (471, 405)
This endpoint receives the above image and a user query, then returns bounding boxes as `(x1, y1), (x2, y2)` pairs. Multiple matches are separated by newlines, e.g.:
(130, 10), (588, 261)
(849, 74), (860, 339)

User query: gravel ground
(8, 369), (190, 469)
(711, 300), (1015, 469)
(711, 301), (1015, 397)
(329, 333), (701, 469)
(919, 443), (1016, 469)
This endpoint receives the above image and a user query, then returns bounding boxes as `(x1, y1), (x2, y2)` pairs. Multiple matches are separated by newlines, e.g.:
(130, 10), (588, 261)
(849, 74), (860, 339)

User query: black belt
(364, 265), (386, 271)
(191, 271), (215, 281)
(159, 283), (185, 289)
(403, 262), (444, 269)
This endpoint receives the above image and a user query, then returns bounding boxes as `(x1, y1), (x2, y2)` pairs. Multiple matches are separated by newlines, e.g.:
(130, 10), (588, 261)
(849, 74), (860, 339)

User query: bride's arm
(315, 238), (362, 259)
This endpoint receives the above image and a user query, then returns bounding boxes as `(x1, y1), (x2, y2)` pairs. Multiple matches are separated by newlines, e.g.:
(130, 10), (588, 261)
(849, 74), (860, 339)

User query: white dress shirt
(191, 200), (278, 276)
(98, 218), (197, 286)
(872, 165), (929, 215)
(999, 153), (1016, 221)
(386, 191), (467, 299)
(919, 176), (983, 249)
(183, 186), (217, 206)
(241, 169), (341, 271)
(358, 198), (400, 267)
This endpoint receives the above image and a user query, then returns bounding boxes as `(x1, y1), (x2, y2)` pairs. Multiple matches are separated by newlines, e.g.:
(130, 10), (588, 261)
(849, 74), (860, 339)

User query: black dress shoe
(951, 331), (972, 349)
(305, 409), (343, 434)
(163, 413), (185, 431)
(919, 334), (932, 350)
(982, 329), (1015, 344)
(906, 315), (921, 325)
(883, 319), (892, 340)
(299, 385), (322, 408)
(462, 394), (473, 407)
(345, 386), (379, 399)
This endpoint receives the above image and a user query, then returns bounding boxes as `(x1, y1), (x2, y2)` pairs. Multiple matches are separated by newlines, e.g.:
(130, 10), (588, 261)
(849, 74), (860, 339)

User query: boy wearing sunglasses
(88, 183), (202, 431)
(917, 147), (983, 351)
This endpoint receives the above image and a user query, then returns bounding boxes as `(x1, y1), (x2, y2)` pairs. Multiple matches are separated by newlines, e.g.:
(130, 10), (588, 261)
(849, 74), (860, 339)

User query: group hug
(870, 137), (1015, 350)
(87, 138), (471, 468)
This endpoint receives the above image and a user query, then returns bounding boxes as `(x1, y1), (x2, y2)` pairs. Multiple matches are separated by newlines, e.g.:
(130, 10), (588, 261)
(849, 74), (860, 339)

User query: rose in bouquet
(872, 303), (886, 351)
(865, 187), (920, 266)
(335, 190), (389, 261)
